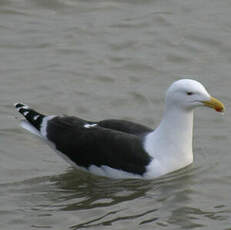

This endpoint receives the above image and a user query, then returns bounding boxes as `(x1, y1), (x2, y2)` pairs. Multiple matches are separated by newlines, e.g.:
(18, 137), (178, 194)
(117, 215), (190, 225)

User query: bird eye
(187, 92), (193, 96)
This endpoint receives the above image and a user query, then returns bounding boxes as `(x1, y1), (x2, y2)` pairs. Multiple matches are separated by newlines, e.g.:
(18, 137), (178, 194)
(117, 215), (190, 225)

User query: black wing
(46, 116), (152, 175)
(15, 103), (152, 176)
(98, 119), (153, 136)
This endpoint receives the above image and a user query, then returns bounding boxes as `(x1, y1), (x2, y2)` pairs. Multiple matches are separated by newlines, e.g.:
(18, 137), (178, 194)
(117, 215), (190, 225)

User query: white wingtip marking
(14, 103), (29, 111)
(33, 115), (40, 120)
(22, 105), (29, 110)
(84, 123), (97, 128)
(23, 111), (29, 116)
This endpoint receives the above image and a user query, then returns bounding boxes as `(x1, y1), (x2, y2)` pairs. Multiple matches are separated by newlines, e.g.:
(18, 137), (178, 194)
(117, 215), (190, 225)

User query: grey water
(0, 0), (231, 229)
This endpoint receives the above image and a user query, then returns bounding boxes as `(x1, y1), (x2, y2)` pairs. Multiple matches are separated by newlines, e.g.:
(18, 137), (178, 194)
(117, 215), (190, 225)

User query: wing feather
(46, 116), (152, 175)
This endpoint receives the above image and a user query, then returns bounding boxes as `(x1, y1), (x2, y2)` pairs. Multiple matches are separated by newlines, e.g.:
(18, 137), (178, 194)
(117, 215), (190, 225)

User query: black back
(46, 117), (152, 175)
(98, 119), (152, 136)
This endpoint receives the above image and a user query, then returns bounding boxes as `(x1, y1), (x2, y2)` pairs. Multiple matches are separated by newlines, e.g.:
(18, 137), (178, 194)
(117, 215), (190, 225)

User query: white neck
(144, 105), (194, 177)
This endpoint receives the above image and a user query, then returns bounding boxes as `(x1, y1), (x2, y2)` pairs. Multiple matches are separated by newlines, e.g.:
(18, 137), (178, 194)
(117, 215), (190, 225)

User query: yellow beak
(203, 96), (225, 112)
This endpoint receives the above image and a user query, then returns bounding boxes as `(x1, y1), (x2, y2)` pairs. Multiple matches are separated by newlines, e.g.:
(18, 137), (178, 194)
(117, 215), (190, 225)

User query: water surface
(0, 0), (231, 229)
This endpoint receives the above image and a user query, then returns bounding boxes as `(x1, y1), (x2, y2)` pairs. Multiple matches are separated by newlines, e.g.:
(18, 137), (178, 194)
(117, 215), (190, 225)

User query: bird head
(166, 79), (224, 113)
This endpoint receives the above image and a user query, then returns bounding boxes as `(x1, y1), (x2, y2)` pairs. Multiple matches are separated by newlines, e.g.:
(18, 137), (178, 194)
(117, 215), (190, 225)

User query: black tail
(14, 103), (45, 131)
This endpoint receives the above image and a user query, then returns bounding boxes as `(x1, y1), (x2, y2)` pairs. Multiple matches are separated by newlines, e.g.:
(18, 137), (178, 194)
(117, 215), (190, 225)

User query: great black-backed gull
(14, 79), (224, 179)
